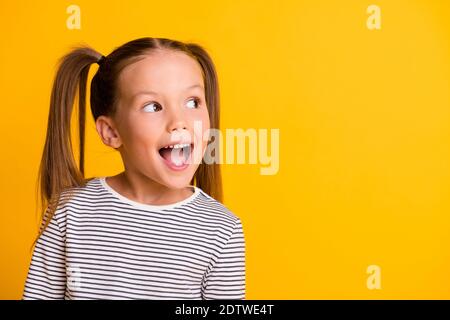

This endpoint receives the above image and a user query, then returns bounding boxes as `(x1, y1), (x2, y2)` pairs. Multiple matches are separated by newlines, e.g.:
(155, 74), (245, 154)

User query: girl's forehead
(116, 50), (205, 101)
(119, 50), (203, 85)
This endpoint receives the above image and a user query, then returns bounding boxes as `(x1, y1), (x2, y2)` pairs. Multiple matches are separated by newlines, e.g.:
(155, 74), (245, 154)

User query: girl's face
(100, 49), (210, 190)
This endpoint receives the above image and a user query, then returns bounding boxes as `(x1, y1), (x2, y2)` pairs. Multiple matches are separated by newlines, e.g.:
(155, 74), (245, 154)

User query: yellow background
(1, 0), (449, 299)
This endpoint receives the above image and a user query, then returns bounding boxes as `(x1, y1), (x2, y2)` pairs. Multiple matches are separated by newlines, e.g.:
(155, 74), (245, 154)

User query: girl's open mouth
(158, 143), (193, 171)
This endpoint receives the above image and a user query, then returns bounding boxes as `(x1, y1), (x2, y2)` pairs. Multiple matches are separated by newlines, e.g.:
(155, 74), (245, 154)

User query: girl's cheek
(123, 126), (152, 151)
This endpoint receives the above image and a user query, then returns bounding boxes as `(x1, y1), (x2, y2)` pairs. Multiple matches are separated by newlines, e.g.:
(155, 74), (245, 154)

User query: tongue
(160, 148), (185, 166)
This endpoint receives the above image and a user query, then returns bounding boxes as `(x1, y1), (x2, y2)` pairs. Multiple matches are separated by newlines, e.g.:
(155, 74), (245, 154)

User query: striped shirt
(23, 177), (245, 300)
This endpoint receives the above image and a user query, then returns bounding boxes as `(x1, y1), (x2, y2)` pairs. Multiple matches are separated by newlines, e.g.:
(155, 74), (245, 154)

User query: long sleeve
(22, 211), (67, 300)
(201, 218), (246, 299)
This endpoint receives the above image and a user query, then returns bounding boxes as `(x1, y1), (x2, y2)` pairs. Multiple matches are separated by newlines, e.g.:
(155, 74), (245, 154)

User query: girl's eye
(143, 102), (162, 113)
(186, 98), (200, 109)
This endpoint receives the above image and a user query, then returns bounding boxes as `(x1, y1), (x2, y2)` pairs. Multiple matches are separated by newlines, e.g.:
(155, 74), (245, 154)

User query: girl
(23, 37), (245, 300)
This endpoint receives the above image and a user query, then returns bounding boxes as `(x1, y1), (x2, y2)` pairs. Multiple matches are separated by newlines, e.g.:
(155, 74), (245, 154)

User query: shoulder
(59, 177), (106, 200)
(192, 187), (243, 231)
(52, 177), (105, 215)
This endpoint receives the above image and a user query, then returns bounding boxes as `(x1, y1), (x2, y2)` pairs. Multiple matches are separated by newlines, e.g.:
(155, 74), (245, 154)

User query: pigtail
(35, 46), (101, 242)
(186, 44), (223, 203)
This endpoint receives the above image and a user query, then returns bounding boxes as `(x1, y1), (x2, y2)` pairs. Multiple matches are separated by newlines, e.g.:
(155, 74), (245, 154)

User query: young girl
(23, 37), (245, 300)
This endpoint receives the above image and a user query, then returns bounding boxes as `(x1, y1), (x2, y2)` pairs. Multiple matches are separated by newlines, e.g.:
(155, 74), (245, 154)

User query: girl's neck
(105, 171), (193, 206)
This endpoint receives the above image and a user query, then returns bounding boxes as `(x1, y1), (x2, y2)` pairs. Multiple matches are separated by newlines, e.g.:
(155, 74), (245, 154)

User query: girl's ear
(96, 115), (122, 149)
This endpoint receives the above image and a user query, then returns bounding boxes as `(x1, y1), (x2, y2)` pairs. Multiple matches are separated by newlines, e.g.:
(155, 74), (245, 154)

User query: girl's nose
(166, 111), (188, 133)
(169, 121), (187, 132)
(168, 121), (190, 142)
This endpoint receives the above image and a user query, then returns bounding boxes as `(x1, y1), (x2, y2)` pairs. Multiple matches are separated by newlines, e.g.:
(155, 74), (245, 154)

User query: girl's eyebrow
(131, 84), (204, 100)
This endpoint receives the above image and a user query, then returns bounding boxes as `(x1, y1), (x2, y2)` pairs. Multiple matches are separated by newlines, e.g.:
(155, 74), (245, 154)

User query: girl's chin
(159, 181), (194, 193)
(158, 171), (195, 189)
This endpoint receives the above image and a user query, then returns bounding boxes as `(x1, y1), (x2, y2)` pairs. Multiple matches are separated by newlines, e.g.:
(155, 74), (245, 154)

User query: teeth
(163, 143), (190, 149)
